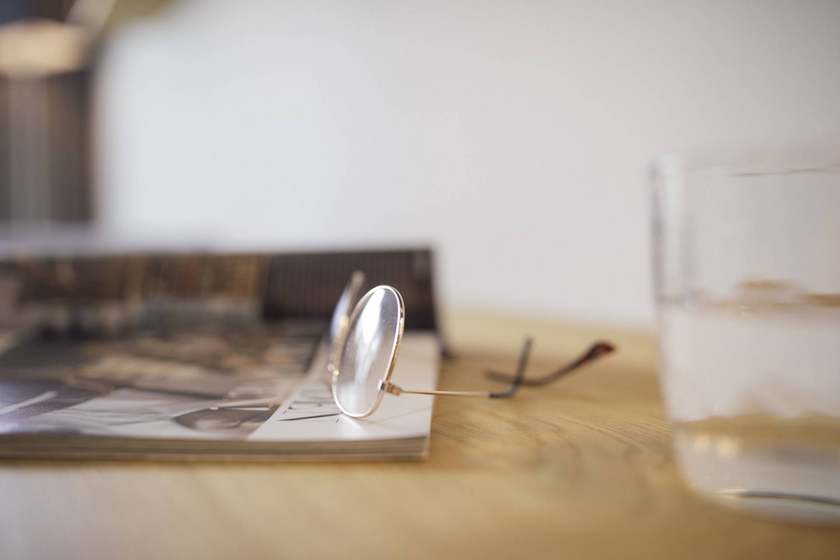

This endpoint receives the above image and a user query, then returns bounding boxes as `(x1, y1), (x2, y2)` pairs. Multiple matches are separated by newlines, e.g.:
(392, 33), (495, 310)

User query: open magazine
(0, 250), (440, 461)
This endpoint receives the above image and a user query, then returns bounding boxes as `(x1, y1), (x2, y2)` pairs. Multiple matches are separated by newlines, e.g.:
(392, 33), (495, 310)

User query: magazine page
(0, 322), (323, 440)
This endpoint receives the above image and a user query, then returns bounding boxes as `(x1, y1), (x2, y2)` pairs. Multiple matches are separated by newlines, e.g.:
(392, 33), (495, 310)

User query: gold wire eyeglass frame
(330, 284), (522, 419)
(328, 273), (616, 419)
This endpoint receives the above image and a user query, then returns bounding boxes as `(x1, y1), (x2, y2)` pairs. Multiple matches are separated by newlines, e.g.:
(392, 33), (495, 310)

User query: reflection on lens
(329, 271), (366, 349)
(328, 271), (366, 372)
(332, 286), (403, 417)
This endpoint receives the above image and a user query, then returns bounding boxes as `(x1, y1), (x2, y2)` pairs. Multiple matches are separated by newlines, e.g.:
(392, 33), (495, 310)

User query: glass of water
(652, 145), (840, 524)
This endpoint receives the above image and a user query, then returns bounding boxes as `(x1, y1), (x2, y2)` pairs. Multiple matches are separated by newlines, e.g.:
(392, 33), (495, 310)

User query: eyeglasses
(328, 272), (616, 419)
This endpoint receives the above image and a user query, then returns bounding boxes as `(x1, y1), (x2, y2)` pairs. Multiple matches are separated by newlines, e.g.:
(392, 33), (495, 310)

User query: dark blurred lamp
(0, 0), (116, 78)
(0, 0), (116, 226)
(0, 18), (91, 78)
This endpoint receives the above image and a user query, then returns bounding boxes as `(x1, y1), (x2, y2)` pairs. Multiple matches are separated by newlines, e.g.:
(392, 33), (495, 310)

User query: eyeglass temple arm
(380, 338), (532, 400)
(485, 341), (615, 387)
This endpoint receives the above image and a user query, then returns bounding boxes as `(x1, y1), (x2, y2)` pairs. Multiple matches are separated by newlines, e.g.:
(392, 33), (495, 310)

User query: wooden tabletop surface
(0, 312), (837, 560)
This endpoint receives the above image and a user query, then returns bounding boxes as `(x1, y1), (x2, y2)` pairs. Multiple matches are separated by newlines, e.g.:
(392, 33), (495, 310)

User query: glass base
(711, 491), (840, 525)
(675, 433), (840, 525)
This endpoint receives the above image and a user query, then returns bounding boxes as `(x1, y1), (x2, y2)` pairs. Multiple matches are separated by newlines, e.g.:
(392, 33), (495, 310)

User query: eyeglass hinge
(378, 380), (402, 396)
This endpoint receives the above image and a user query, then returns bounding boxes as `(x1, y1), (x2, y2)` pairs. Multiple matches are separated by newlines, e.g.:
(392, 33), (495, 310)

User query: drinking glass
(652, 145), (840, 524)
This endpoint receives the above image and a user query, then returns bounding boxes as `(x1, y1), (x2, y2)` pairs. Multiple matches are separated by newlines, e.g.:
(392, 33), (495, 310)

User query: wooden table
(0, 313), (837, 559)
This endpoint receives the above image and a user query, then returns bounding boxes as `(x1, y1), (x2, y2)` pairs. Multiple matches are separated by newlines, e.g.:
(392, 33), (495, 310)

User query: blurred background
(2, 0), (840, 330)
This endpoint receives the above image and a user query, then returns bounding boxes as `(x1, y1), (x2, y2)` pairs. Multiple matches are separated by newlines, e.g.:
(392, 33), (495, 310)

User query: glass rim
(330, 285), (406, 419)
(653, 139), (840, 177)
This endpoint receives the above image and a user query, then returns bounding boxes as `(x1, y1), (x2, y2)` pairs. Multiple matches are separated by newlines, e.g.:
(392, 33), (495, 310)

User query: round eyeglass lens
(333, 287), (403, 417)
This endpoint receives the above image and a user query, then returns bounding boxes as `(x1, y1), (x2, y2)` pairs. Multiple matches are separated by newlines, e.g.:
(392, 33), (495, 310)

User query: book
(0, 250), (440, 461)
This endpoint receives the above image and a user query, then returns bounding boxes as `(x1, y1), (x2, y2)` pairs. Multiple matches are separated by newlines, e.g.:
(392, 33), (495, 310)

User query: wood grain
(0, 314), (837, 560)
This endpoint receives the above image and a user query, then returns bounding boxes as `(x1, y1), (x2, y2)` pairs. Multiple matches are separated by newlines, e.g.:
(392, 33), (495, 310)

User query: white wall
(95, 0), (840, 328)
